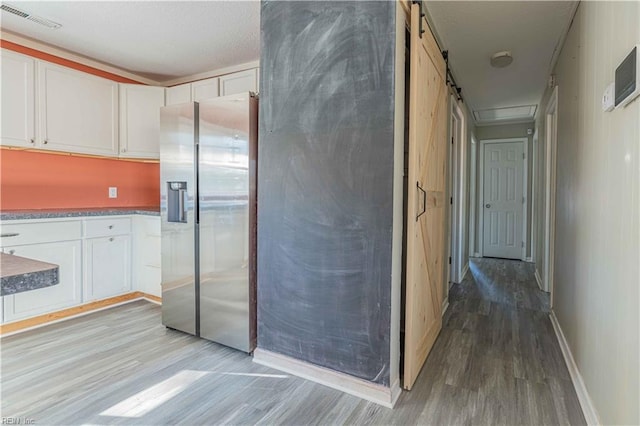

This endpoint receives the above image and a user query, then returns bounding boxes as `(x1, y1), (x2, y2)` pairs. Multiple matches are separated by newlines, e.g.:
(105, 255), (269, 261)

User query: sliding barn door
(403, 3), (448, 390)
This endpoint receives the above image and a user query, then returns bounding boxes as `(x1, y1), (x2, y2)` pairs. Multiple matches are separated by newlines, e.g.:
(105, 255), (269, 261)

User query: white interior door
(482, 141), (525, 259)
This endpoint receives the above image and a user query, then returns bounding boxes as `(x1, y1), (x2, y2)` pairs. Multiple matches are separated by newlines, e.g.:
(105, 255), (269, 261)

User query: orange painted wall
(0, 149), (159, 210)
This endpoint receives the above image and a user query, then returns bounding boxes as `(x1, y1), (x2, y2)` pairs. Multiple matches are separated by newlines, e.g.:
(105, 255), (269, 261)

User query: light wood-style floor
(1, 258), (585, 425)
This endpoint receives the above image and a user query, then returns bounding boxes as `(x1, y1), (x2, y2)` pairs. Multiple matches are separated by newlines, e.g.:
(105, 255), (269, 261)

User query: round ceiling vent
(490, 51), (513, 68)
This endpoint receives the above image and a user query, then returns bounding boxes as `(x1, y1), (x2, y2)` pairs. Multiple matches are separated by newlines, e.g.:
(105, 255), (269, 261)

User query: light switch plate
(603, 82), (615, 112)
(108, 187), (118, 198)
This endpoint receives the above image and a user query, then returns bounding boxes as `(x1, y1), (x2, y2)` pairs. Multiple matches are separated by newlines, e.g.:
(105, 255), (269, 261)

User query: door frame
(529, 128), (538, 263)
(543, 86), (558, 303)
(448, 97), (467, 284)
(469, 135), (478, 257)
(478, 137), (529, 260)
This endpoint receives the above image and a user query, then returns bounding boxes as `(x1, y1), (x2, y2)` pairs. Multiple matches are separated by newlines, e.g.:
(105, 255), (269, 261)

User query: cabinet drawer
(0, 220), (82, 246)
(84, 217), (131, 238)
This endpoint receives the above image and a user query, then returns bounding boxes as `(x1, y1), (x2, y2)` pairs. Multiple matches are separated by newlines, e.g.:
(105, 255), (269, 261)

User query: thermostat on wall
(615, 45), (639, 108)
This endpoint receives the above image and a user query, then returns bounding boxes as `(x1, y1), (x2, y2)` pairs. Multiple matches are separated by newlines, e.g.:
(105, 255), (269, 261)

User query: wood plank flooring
(0, 258), (585, 425)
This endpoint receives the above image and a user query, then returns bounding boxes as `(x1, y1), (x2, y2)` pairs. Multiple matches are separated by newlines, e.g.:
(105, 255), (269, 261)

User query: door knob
(485, 204), (491, 208)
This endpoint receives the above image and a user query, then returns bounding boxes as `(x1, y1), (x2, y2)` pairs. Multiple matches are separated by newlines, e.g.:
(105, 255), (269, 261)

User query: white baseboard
(473, 252), (481, 258)
(534, 268), (543, 291)
(253, 348), (400, 408)
(525, 256), (534, 263)
(442, 298), (450, 316)
(549, 311), (600, 425)
(461, 262), (469, 281)
(389, 378), (402, 407)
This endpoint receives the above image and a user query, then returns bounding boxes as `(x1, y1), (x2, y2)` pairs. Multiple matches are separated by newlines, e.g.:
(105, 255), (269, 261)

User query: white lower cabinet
(84, 234), (132, 302)
(0, 215), (153, 324)
(3, 239), (82, 322)
(83, 217), (132, 303)
(133, 216), (161, 297)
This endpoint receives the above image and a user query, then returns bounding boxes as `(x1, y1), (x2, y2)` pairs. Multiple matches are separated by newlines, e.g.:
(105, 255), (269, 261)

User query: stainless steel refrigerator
(159, 93), (257, 353)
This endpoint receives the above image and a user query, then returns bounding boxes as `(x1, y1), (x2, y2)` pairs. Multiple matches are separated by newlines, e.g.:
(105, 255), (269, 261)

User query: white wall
(536, 2), (639, 424)
(473, 122), (535, 258)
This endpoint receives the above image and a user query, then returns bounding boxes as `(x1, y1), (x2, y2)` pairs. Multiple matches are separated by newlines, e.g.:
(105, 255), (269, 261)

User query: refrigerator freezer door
(198, 93), (257, 352)
(160, 103), (197, 335)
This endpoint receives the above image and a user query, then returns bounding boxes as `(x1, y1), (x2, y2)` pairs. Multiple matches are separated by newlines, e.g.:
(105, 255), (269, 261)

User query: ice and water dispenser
(167, 181), (188, 223)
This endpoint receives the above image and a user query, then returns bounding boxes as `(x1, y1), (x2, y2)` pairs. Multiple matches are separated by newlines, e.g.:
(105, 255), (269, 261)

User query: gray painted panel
(257, 1), (396, 385)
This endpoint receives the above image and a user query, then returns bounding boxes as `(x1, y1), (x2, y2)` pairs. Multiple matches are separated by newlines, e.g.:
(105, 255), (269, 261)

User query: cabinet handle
(43, 139), (48, 144)
(108, 225), (114, 229)
(0, 233), (19, 238)
(30, 138), (35, 145)
(8, 249), (15, 255)
(109, 237), (114, 242)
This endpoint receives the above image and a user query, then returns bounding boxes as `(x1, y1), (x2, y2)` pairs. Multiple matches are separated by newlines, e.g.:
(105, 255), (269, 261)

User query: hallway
(412, 258), (586, 424)
(1, 258), (585, 425)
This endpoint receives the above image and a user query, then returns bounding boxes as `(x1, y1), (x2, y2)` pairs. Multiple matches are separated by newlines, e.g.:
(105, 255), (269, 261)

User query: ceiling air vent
(473, 105), (537, 125)
(1, 3), (62, 29)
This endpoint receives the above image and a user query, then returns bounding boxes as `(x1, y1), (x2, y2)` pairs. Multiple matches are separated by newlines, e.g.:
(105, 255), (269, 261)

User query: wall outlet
(108, 187), (118, 198)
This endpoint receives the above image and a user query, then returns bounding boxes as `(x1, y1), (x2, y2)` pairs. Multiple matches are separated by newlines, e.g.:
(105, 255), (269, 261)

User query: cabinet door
(133, 216), (161, 297)
(39, 61), (118, 156)
(166, 83), (191, 105)
(1, 49), (35, 148)
(3, 240), (82, 323)
(192, 77), (219, 101)
(119, 84), (164, 159)
(84, 235), (131, 301)
(219, 69), (258, 96)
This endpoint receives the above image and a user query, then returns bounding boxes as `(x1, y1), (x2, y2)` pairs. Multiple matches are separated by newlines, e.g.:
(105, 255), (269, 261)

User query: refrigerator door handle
(179, 188), (187, 222)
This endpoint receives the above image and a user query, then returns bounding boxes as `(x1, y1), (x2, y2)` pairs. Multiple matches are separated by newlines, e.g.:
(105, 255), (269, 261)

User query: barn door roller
(412, 1), (426, 38)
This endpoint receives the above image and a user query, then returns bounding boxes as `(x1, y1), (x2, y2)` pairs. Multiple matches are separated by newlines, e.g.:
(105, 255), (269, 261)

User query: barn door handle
(416, 182), (426, 221)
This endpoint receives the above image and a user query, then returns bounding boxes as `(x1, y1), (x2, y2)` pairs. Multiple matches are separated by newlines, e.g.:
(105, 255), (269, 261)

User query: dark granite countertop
(0, 207), (160, 221)
(1, 253), (59, 296)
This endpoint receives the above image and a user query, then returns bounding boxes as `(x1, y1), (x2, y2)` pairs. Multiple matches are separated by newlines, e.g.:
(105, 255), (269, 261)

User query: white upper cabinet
(220, 69), (258, 96)
(166, 69), (257, 106)
(39, 61), (118, 156)
(191, 77), (219, 101)
(1, 49), (35, 148)
(166, 83), (191, 105)
(119, 84), (164, 159)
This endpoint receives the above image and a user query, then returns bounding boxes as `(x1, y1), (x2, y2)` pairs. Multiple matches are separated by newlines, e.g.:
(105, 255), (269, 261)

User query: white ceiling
(0, 1), (260, 83)
(427, 1), (577, 124)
